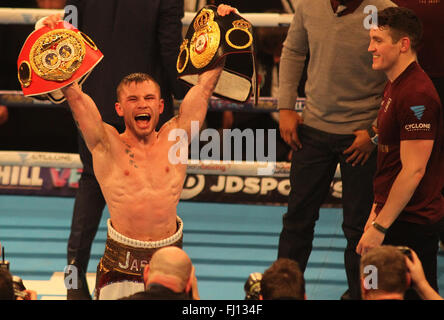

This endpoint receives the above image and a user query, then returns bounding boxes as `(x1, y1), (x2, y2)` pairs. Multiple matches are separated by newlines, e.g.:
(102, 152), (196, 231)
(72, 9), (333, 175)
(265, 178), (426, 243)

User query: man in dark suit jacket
(120, 246), (199, 300)
(62, 0), (187, 299)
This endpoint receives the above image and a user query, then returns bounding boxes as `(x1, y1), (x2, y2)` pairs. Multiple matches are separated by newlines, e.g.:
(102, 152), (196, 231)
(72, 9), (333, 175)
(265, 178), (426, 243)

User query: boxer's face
(115, 80), (164, 138)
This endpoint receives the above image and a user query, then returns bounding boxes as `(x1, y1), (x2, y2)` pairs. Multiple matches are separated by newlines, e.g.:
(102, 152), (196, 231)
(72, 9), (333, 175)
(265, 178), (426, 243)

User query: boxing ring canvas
(2, 194), (443, 300)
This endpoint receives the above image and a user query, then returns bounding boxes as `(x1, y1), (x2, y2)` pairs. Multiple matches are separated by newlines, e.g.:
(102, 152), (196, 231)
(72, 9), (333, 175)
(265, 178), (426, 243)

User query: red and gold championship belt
(177, 5), (258, 104)
(17, 20), (103, 104)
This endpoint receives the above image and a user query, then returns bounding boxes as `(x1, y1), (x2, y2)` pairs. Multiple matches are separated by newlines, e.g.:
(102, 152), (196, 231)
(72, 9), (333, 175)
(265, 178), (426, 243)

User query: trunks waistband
(98, 217), (184, 279)
(107, 216), (183, 249)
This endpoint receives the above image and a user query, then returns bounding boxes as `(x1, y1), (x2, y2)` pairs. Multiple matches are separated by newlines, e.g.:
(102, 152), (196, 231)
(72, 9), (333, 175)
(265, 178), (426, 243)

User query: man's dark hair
(116, 73), (160, 102)
(0, 268), (15, 300)
(260, 258), (305, 300)
(377, 7), (423, 52)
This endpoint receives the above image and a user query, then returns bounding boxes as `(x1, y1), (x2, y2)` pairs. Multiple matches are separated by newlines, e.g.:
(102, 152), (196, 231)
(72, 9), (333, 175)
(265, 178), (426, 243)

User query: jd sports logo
(410, 105), (425, 120)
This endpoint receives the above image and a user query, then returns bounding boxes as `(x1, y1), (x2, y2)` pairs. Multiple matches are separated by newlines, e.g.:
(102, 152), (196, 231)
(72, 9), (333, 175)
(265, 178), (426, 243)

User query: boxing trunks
(94, 217), (183, 300)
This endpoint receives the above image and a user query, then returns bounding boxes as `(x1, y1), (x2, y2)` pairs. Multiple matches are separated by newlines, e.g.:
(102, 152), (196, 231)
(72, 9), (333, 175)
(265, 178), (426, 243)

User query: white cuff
(34, 16), (47, 30)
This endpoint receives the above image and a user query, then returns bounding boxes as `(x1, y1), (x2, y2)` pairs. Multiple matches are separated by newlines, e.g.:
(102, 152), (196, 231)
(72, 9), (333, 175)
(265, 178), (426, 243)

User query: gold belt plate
(190, 8), (220, 69)
(29, 29), (86, 82)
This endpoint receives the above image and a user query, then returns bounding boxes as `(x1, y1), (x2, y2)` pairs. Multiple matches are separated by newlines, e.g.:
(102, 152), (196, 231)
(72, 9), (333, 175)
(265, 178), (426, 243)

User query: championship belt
(177, 5), (258, 104)
(17, 20), (103, 104)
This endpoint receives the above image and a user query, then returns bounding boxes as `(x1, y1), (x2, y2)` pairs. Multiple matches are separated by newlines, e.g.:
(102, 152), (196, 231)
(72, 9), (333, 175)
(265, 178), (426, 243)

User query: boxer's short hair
(377, 7), (423, 52)
(116, 73), (161, 101)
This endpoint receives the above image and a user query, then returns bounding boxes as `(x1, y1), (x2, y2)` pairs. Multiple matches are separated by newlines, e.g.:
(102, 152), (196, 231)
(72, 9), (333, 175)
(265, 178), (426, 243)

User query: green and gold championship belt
(177, 6), (258, 104)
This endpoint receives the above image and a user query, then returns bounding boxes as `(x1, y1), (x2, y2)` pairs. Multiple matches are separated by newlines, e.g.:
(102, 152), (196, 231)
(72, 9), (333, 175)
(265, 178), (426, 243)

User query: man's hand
(356, 204), (388, 257)
(356, 224), (385, 256)
(279, 109), (303, 150)
(16, 289), (38, 300)
(343, 129), (375, 166)
(405, 249), (444, 300)
(406, 249), (428, 290)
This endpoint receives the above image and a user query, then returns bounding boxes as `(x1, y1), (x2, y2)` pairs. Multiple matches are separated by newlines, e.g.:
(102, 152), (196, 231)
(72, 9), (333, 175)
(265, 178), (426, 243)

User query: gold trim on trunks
(225, 19), (253, 50)
(190, 8), (220, 69)
(18, 61), (32, 87)
(29, 29), (86, 82)
(177, 39), (189, 73)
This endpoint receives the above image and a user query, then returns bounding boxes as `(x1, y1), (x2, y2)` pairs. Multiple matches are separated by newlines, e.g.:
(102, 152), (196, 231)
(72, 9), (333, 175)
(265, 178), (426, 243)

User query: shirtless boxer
(54, 4), (235, 300)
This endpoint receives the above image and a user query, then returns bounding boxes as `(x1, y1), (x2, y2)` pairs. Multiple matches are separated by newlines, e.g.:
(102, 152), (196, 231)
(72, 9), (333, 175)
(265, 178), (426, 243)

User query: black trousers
(383, 218), (442, 300)
(278, 125), (377, 300)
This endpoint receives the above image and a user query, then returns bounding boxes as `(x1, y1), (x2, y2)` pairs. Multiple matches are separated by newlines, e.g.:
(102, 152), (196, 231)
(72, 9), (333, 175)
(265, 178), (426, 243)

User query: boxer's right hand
(61, 81), (82, 100)
(41, 14), (62, 29)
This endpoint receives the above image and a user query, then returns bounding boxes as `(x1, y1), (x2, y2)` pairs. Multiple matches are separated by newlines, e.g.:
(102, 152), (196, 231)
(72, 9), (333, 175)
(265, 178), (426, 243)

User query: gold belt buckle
(29, 29), (86, 82)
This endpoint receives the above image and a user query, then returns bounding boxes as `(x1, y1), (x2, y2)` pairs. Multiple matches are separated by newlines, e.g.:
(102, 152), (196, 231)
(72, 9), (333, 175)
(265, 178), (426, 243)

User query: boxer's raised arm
(62, 82), (109, 152)
(174, 59), (224, 139)
(165, 4), (235, 140)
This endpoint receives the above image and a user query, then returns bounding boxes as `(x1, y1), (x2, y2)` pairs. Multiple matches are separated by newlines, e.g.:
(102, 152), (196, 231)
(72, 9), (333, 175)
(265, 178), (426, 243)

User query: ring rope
(0, 150), (342, 178)
(0, 8), (293, 27)
(0, 90), (305, 112)
(0, 150), (292, 177)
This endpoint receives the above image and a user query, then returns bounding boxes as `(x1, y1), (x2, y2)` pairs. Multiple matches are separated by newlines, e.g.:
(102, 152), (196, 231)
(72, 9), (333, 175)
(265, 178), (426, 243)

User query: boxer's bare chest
(118, 141), (175, 183)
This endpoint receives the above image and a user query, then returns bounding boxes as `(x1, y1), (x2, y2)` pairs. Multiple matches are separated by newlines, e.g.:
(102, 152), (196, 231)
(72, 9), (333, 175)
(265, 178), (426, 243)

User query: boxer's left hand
(217, 4), (238, 16)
